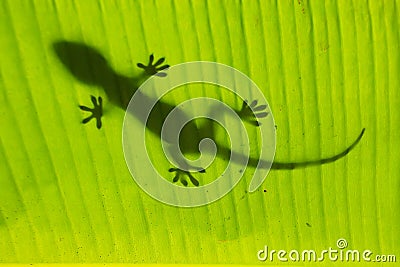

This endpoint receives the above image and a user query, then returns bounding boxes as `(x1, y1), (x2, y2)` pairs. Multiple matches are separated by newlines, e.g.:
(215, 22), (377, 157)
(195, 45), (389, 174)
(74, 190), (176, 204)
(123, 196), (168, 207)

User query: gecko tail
(271, 128), (365, 170)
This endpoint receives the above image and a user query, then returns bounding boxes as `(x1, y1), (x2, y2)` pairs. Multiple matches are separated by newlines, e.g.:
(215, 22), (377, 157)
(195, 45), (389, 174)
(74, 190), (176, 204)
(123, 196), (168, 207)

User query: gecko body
(54, 41), (365, 186)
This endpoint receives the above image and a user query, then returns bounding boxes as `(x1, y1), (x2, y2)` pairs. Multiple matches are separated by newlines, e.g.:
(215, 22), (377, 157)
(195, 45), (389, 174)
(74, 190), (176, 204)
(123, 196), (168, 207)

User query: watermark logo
(336, 238), (348, 249)
(257, 238), (397, 263)
(122, 62), (276, 207)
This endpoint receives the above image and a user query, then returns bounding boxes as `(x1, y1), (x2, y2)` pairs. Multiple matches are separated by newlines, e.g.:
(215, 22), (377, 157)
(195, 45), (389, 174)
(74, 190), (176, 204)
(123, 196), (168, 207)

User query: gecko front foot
(79, 95), (103, 129)
(238, 99), (269, 126)
(137, 54), (170, 77)
(168, 168), (205, 187)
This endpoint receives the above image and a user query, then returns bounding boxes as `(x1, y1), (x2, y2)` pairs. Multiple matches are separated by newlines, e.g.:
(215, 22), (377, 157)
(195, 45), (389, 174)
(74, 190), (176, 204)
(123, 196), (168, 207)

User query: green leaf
(0, 0), (398, 264)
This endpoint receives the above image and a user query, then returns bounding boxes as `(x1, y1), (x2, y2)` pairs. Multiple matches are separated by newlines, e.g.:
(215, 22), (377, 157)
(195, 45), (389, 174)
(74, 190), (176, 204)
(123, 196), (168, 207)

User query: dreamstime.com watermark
(257, 238), (397, 263)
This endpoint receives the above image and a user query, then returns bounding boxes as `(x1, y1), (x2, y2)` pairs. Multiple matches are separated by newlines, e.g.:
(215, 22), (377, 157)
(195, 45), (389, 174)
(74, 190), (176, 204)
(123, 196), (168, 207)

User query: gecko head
(53, 40), (114, 87)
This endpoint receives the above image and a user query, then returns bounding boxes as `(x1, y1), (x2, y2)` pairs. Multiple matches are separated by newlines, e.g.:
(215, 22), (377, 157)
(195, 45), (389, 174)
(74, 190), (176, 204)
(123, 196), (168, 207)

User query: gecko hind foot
(168, 168), (205, 187)
(239, 99), (269, 126)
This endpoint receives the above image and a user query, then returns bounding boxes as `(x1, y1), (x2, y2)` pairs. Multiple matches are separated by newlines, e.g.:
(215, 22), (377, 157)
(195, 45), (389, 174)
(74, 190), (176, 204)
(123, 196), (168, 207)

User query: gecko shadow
(53, 40), (365, 186)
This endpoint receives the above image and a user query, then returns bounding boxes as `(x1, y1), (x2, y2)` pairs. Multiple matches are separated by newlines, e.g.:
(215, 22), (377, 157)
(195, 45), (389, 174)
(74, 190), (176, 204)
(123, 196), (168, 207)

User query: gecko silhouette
(53, 40), (365, 186)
